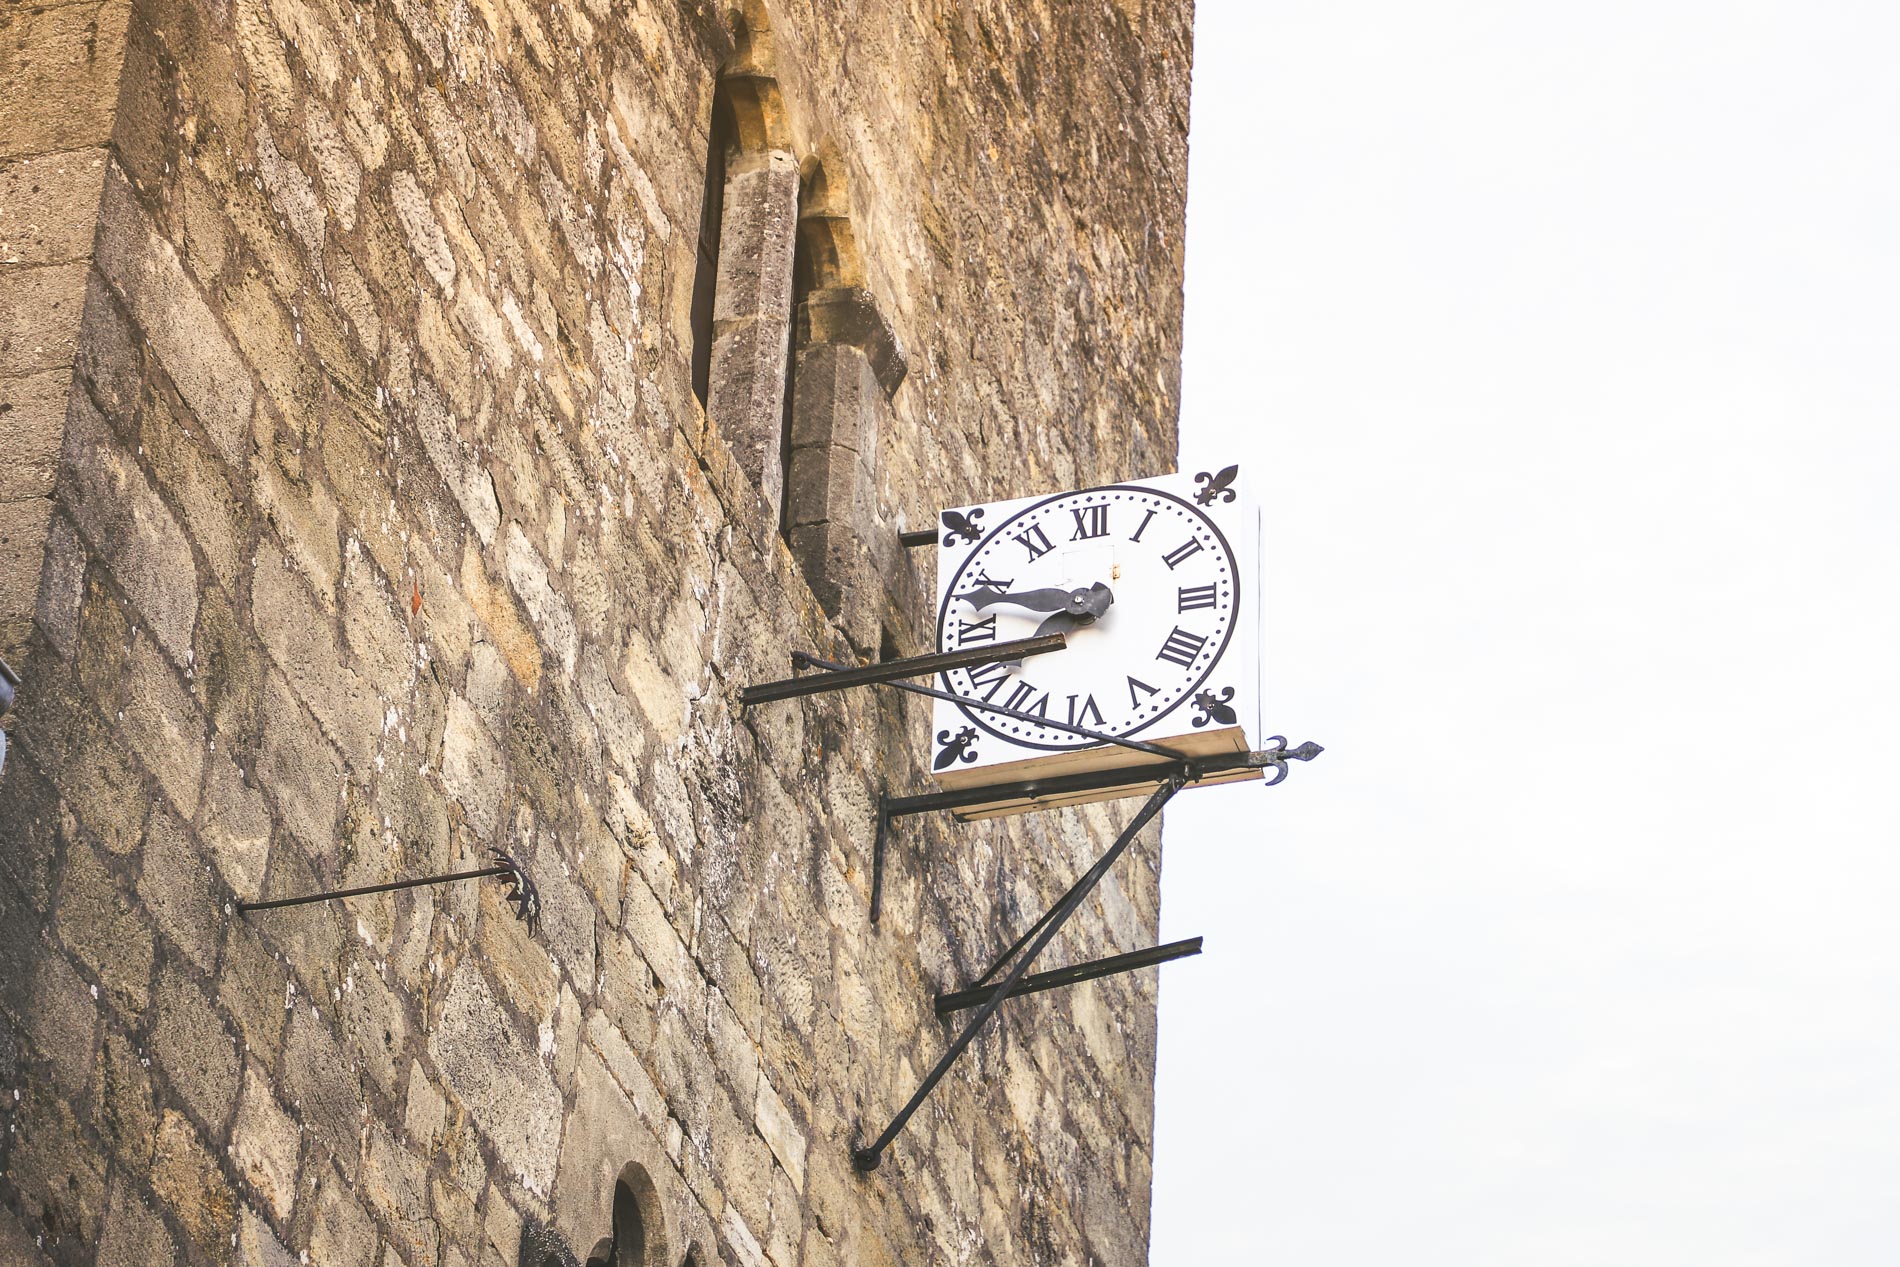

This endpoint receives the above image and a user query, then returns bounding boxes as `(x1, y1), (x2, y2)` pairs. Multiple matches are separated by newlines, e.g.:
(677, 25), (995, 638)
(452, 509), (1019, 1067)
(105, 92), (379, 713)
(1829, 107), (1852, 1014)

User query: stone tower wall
(0, 0), (1194, 1263)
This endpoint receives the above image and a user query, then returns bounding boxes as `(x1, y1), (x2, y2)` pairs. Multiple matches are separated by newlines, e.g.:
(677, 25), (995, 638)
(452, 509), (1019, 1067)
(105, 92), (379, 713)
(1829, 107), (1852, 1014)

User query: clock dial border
(934, 484), (1242, 752)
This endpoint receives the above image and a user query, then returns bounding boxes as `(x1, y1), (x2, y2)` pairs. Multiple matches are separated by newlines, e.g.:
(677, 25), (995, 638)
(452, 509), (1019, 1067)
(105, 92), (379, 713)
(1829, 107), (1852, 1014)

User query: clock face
(935, 484), (1241, 751)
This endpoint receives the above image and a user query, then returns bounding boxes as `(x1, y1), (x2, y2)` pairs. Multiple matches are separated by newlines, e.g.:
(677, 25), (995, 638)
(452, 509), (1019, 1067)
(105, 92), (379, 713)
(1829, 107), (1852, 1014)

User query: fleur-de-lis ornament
(1193, 465), (1239, 506)
(1189, 686), (1237, 728)
(933, 726), (981, 770)
(940, 507), (986, 547)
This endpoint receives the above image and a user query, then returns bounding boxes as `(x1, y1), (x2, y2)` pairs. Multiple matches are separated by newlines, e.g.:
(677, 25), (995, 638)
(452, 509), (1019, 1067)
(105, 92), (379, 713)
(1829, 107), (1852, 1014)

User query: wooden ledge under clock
(938, 725), (1260, 820)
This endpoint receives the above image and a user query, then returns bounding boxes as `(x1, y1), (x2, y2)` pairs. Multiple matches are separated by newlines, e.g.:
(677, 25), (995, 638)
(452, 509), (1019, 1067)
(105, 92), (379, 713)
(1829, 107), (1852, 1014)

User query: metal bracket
(738, 634), (1066, 706)
(235, 848), (542, 938)
(852, 776), (1183, 1172)
(933, 936), (1202, 1015)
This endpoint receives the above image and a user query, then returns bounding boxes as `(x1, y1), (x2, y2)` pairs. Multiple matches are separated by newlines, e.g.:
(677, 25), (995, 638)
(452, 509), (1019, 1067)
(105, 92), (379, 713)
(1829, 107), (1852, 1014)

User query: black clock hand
(956, 585), (1077, 612)
(956, 581), (1116, 623)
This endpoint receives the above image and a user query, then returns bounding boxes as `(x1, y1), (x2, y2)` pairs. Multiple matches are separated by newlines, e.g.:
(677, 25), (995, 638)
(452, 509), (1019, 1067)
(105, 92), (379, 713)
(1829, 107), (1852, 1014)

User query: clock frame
(928, 467), (1262, 817)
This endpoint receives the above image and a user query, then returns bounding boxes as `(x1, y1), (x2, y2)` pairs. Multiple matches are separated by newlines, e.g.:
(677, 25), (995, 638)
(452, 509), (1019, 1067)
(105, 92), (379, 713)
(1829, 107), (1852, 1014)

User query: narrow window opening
(778, 218), (816, 540)
(583, 1178), (647, 1267)
(690, 90), (736, 409)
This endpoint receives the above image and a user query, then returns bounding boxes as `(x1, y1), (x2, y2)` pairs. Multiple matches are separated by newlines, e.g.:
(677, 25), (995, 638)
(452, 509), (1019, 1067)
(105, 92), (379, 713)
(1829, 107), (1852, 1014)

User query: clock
(930, 466), (1260, 816)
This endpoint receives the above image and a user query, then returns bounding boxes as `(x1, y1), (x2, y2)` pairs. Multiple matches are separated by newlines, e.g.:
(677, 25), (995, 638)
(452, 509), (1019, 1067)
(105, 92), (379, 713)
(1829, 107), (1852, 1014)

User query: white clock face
(935, 485), (1240, 751)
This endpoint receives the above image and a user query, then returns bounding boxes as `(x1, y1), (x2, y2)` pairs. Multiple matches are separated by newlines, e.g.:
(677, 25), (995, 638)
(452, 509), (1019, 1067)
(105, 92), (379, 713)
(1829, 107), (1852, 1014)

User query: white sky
(1150, 2), (1900, 1262)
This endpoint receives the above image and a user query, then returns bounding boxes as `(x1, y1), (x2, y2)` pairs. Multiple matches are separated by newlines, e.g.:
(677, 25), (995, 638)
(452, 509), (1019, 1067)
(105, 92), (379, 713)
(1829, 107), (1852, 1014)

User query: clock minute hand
(955, 585), (1078, 613)
(958, 580), (1115, 638)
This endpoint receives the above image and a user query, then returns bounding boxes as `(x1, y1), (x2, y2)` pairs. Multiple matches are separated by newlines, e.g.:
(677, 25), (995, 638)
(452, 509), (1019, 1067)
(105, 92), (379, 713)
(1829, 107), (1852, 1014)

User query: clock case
(928, 468), (1262, 819)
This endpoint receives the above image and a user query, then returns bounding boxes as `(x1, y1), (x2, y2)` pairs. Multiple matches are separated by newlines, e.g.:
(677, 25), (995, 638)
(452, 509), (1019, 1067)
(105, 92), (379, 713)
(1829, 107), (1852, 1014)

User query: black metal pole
(235, 865), (512, 913)
(852, 776), (1182, 1172)
(870, 800), (889, 926)
(934, 937), (1203, 1015)
(898, 528), (938, 549)
(739, 635), (1068, 705)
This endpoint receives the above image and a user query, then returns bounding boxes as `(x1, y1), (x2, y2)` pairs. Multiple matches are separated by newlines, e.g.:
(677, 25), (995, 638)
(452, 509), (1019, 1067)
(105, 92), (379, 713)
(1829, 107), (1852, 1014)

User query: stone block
(137, 389), (250, 586)
(283, 1005), (363, 1167)
(151, 1108), (237, 1258)
(426, 961), (562, 1197)
(33, 508), (86, 659)
(0, 1), (132, 160)
(9, 1094), (105, 1256)
(59, 392), (198, 665)
(794, 287), (907, 399)
(712, 154), (800, 324)
(707, 319), (792, 515)
(0, 744), (62, 904)
(22, 947), (99, 1098)
(53, 839), (152, 1010)
(401, 1058), (447, 1153)
(238, 1206), (299, 1267)
(0, 146), (110, 265)
(201, 752), (273, 898)
(0, 261), (87, 377)
(0, 1205), (56, 1267)
(337, 947), (409, 1098)
(120, 632), (207, 818)
(152, 959), (241, 1132)
(413, 379), (500, 548)
(92, 167), (254, 463)
(219, 920), (289, 1068)
(193, 582), (264, 754)
(0, 367), (72, 501)
(363, 1122), (438, 1265)
(754, 1075), (808, 1193)
(255, 672), (346, 853)
(310, 1162), (380, 1267)
(503, 522), (578, 675)
(96, 1031), (158, 1171)
(95, 1176), (177, 1267)
(439, 693), (504, 839)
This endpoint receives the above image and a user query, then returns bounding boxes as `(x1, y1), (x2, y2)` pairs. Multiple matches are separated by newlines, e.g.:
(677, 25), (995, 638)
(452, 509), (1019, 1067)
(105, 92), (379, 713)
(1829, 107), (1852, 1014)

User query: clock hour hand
(956, 581), (1115, 625)
(956, 585), (1079, 613)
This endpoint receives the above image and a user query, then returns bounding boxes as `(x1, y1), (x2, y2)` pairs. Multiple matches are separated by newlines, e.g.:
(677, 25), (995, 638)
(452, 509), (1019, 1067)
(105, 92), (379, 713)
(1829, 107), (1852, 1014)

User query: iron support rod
(898, 528), (939, 549)
(968, 851), (1108, 990)
(881, 740), (1324, 820)
(794, 650), (1188, 763)
(934, 937), (1204, 1016)
(235, 865), (512, 913)
(739, 635), (1067, 706)
(852, 776), (1182, 1172)
(870, 800), (890, 926)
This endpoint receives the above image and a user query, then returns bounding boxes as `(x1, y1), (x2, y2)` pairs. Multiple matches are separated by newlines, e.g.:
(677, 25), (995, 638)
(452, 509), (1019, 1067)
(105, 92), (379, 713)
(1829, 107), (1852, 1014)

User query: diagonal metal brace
(852, 775), (1183, 1172)
(933, 936), (1203, 1015)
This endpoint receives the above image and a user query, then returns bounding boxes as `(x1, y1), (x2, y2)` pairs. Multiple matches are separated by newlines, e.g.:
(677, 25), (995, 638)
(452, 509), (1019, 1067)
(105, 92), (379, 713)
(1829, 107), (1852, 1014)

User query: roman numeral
(1066, 694), (1105, 728)
(1069, 504), (1109, 540)
(1177, 584), (1218, 612)
(1129, 508), (1157, 543)
(967, 660), (1012, 701)
(1012, 524), (1055, 561)
(1156, 627), (1208, 669)
(1161, 537), (1205, 570)
(1127, 675), (1160, 707)
(967, 570), (1014, 591)
(956, 614), (997, 644)
(1002, 681), (1050, 717)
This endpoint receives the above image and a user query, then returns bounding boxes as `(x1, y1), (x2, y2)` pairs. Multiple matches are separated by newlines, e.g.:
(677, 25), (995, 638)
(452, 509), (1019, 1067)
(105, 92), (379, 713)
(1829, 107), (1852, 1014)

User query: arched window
(584, 1164), (662, 1267)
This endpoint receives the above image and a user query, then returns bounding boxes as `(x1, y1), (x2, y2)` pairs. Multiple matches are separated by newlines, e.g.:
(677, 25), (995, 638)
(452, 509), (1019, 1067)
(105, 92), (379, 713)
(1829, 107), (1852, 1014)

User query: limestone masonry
(0, 0), (1193, 1262)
